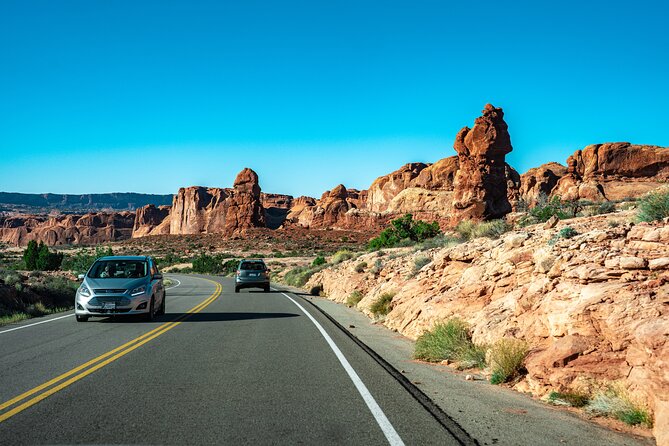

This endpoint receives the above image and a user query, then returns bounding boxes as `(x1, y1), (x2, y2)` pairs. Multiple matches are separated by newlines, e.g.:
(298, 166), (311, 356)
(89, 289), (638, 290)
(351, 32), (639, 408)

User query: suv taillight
(236, 270), (241, 276)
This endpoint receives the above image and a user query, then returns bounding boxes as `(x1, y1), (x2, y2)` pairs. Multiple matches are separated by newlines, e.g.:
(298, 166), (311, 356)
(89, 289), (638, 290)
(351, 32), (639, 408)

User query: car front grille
(94, 289), (127, 294)
(87, 308), (132, 314)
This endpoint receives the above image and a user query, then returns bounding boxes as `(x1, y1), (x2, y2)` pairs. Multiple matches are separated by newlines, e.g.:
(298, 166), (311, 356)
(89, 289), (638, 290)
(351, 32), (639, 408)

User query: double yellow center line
(0, 278), (222, 423)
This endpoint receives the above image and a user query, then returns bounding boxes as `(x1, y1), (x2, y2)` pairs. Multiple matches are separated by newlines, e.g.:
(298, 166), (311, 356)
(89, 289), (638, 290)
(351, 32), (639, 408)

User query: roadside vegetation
(583, 384), (654, 427)
(455, 219), (510, 240)
(369, 291), (396, 317)
(413, 319), (486, 369)
(488, 338), (529, 384)
(346, 290), (363, 308)
(636, 188), (669, 222)
(368, 214), (441, 250)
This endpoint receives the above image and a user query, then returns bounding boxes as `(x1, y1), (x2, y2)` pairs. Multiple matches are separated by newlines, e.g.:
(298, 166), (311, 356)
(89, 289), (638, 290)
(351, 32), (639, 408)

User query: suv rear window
(89, 260), (148, 279)
(240, 261), (266, 271)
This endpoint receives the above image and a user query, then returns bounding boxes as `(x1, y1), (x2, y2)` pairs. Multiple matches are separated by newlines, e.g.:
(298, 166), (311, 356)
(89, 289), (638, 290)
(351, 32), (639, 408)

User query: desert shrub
(192, 253), (238, 275)
(455, 219), (511, 241)
(416, 234), (461, 251)
(488, 338), (529, 384)
(413, 256), (431, 271)
(331, 250), (354, 264)
(596, 201), (617, 215)
(23, 241), (63, 271)
(312, 255), (326, 267)
(637, 189), (669, 222)
(283, 265), (325, 288)
(586, 388), (653, 427)
(346, 291), (363, 307)
(354, 262), (367, 273)
(309, 284), (323, 296)
(414, 319), (486, 368)
(368, 214), (441, 250)
(370, 259), (383, 274)
(369, 291), (395, 316)
(3, 271), (22, 287)
(531, 195), (572, 222)
(548, 391), (590, 408)
(559, 227), (578, 239)
(608, 220), (621, 228)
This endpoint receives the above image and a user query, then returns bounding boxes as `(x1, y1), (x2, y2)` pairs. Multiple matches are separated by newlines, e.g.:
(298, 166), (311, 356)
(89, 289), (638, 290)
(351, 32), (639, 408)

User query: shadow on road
(97, 312), (300, 323)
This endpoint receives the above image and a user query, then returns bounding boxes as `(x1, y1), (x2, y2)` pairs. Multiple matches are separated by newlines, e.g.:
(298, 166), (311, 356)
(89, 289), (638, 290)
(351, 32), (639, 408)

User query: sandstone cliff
(168, 168), (265, 236)
(305, 213), (669, 443)
(0, 212), (135, 246)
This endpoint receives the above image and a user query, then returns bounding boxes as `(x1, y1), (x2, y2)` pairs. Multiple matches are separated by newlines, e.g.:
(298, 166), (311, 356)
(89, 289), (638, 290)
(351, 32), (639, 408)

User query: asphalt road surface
(0, 275), (475, 445)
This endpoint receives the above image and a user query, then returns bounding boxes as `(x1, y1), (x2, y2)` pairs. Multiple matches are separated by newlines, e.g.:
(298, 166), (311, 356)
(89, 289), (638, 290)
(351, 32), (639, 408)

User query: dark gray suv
(235, 259), (270, 293)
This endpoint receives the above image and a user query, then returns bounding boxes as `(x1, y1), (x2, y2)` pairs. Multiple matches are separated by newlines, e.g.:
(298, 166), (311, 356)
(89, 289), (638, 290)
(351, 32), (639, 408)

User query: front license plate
(103, 302), (116, 310)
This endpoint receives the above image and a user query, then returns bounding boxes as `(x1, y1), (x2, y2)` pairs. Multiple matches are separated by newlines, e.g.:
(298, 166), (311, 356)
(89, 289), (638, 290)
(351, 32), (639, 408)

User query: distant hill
(0, 192), (174, 213)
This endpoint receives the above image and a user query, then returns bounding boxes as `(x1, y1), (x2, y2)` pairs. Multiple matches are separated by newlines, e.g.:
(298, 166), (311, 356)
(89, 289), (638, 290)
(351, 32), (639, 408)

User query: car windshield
(240, 262), (265, 271)
(89, 260), (148, 279)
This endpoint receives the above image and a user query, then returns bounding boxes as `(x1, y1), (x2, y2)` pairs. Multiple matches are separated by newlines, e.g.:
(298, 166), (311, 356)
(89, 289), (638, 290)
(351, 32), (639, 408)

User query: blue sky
(1, 0), (667, 198)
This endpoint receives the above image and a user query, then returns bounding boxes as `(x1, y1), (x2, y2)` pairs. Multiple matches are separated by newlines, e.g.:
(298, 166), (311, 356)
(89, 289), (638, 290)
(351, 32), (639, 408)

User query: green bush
(548, 391), (590, 408)
(586, 390), (653, 427)
(369, 291), (395, 316)
(413, 256), (431, 271)
(312, 255), (326, 267)
(455, 219), (511, 240)
(346, 291), (363, 307)
(416, 234), (461, 251)
(23, 241), (63, 271)
(192, 253), (238, 275)
(414, 319), (485, 369)
(488, 338), (529, 384)
(283, 265), (324, 288)
(559, 227), (578, 239)
(309, 284), (323, 296)
(530, 195), (572, 222)
(354, 262), (367, 273)
(637, 189), (669, 222)
(331, 250), (354, 264)
(368, 214), (441, 250)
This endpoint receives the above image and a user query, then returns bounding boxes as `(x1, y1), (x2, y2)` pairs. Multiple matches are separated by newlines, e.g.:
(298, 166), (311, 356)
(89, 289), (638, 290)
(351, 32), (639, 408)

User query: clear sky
(1, 0), (667, 198)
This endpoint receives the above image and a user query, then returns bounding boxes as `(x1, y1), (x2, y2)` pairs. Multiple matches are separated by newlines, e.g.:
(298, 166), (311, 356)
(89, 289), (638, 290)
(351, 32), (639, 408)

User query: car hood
(84, 277), (149, 291)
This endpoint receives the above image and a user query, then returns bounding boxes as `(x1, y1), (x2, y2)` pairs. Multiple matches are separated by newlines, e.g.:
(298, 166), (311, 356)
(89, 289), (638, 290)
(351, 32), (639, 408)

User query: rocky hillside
(304, 211), (669, 443)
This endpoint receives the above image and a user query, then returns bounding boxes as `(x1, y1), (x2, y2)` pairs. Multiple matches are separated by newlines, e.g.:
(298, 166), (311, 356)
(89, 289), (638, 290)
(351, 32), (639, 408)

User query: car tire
(76, 315), (89, 322)
(235, 286), (240, 293)
(144, 297), (155, 322)
(264, 286), (270, 292)
(157, 293), (166, 315)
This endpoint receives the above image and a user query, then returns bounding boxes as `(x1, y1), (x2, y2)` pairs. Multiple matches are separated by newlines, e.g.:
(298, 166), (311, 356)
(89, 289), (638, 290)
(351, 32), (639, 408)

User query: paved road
(0, 275), (472, 445)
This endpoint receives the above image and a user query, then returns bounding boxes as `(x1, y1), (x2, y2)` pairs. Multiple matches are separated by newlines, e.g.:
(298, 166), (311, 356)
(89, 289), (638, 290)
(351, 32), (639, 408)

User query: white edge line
(0, 313), (75, 335)
(0, 278), (182, 335)
(279, 291), (405, 446)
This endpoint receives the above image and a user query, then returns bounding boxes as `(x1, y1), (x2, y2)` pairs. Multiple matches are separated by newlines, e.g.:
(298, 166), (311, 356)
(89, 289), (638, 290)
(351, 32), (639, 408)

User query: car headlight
(78, 285), (91, 298)
(130, 286), (146, 297)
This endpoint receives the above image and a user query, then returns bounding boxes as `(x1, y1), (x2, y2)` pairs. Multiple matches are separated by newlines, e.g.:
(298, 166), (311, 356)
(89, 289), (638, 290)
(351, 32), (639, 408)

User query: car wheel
(235, 286), (240, 293)
(157, 293), (166, 315)
(76, 315), (89, 322)
(144, 297), (155, 322)
(264, 286), (270, 292)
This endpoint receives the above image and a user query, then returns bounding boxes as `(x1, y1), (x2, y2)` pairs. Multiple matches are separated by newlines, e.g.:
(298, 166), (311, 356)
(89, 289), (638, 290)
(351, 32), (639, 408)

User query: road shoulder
(278, 286), (654, 446)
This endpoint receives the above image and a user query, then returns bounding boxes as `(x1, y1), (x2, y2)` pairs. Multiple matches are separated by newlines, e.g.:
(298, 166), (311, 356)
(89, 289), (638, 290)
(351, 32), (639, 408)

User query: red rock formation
(133, 205), (171, 237)
(167, 168), (266, 236)
(0, 212), (135, 246)
(262, 193), (294, 229)
(452, 104), (514, 221)
(552, 143), (669, 201)
(519, 162), (568, 207)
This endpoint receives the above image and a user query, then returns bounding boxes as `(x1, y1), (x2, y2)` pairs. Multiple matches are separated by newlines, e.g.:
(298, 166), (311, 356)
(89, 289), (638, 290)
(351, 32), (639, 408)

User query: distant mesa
(1, 104), (668, 246)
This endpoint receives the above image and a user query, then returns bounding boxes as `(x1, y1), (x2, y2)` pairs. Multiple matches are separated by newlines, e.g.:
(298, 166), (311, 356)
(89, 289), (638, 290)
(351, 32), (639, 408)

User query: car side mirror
(77, 274), (85, 281)
(266, 268), (271, 272)
(153, 273), (163, 280)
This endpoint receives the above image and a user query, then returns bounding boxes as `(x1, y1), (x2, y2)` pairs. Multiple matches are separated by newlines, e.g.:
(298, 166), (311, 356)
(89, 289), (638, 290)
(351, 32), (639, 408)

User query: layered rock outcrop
(305, 213), (669, 443)
(0, 212), (135, 246)
(132, 205), (171, 237)
(552, 143), (669, 201)
(452, 104), (516, 220)
(168, 168), (265, 236)
(519, 162), (569, 207)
